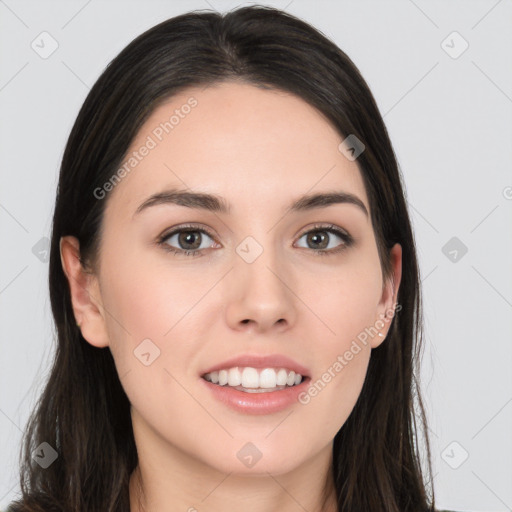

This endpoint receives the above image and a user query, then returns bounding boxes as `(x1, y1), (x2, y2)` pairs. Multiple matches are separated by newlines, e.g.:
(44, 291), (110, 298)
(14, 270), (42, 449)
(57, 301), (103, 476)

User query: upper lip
(200, 354), (310, 378)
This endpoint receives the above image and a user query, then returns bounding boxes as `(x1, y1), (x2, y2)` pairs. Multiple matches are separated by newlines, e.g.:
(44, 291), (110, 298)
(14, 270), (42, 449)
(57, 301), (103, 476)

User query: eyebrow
(133, 188), (369, 218)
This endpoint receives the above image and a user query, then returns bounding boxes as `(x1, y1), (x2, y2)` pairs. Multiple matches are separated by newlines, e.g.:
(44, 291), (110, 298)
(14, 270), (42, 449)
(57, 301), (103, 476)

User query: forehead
(105, 81), (368, 218)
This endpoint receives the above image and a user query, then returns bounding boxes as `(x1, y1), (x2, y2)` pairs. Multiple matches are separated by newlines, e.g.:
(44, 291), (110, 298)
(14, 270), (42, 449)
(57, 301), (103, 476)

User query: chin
(202, 442), (308, 477)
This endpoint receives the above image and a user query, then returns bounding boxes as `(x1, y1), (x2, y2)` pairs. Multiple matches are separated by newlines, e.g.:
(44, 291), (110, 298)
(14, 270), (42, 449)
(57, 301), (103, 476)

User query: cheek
(98, 254), (204, 431)
(297, 333), (372, 441)
(303, 256), (383, 339)
(102, 241), (210, 329)
(98, 246), (210, 378)
(292, 256), (381, 434)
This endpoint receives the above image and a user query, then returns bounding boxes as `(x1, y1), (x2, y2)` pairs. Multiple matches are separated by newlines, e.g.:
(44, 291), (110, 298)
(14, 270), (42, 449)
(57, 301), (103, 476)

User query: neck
(128, 420), (338, 512)
(129, 465), (338, 512)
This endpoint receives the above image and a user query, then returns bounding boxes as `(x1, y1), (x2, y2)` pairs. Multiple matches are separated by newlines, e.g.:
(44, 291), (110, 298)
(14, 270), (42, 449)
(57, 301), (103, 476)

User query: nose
(224, 241), (298, 333)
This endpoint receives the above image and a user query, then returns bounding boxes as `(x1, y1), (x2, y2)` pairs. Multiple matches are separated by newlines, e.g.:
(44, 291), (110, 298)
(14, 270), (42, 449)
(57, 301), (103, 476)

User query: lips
(200, 376), (310, 414)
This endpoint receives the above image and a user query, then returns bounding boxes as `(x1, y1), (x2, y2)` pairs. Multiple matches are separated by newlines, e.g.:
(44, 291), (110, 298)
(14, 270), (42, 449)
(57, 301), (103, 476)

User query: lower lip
(200, 377), (310, 415)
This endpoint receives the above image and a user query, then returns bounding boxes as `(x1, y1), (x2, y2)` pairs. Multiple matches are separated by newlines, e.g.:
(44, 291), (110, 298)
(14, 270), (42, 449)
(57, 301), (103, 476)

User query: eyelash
(156, 223), (354, 258)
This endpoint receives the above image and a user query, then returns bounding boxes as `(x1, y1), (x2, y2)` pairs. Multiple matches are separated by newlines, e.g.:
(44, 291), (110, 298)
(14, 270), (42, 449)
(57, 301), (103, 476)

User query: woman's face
(62, 81), (401, 476)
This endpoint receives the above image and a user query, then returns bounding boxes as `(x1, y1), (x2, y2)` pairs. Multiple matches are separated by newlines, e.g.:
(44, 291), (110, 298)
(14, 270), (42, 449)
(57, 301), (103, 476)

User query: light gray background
(1, 1), (511, 511)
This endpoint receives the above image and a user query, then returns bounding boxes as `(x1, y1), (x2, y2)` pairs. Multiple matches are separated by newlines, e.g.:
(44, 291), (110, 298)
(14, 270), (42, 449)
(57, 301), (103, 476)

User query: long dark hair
(9, 5), (436, 511)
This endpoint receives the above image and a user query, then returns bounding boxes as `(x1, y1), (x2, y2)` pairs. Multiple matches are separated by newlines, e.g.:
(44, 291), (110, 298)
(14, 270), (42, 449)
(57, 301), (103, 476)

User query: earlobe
(59, 236), (110, 348)
(371, 243), (402, 349)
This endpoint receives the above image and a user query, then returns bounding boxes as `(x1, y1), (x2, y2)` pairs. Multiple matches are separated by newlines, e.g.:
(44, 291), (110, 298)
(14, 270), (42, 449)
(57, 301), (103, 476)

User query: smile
(202, 366), (303, 391)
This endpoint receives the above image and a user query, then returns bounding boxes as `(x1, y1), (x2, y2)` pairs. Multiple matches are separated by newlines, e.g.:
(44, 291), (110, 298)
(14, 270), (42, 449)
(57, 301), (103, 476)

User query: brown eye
(175, 231), (203, 250)
(162, 229), (214, 250)
(295, 224), (353, 256)
(305, 231), (329, 249)
(158, 225), (217, 257)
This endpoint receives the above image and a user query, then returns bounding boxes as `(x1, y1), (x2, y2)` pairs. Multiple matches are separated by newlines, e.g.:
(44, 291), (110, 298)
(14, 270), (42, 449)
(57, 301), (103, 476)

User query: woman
(8, 5), (443, 511)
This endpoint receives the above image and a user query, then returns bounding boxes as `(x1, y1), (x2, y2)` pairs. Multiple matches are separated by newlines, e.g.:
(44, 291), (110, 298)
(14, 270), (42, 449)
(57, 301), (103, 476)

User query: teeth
(242, 367), (259, 388)
(276, 368), (288, 386)
(228, 367), (242, 386)
(218, 370), (228, 386)
(203, 367), (304, 390)
(259, 368), (277, 389)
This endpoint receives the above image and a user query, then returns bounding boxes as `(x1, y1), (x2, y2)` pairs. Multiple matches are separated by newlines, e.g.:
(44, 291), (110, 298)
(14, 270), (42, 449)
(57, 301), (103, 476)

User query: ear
(59, 236), (110, 348)
(371, 243), (402, 349)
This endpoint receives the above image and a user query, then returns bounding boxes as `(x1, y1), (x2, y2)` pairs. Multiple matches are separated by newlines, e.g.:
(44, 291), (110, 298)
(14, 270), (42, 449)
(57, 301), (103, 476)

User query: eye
(294, 224), (353, 256)
(157, 224), (217, 257)
(156, 223), (354, 258)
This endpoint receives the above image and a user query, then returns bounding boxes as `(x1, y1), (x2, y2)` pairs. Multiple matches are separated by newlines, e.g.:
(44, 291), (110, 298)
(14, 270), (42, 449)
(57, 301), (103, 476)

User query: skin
(60, 81), (402, 512)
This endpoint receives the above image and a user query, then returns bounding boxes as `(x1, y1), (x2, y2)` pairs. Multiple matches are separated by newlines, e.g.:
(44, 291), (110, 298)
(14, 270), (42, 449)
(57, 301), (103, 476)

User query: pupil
(180, 231), (201, 250)
(309, 231), (327, 249)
